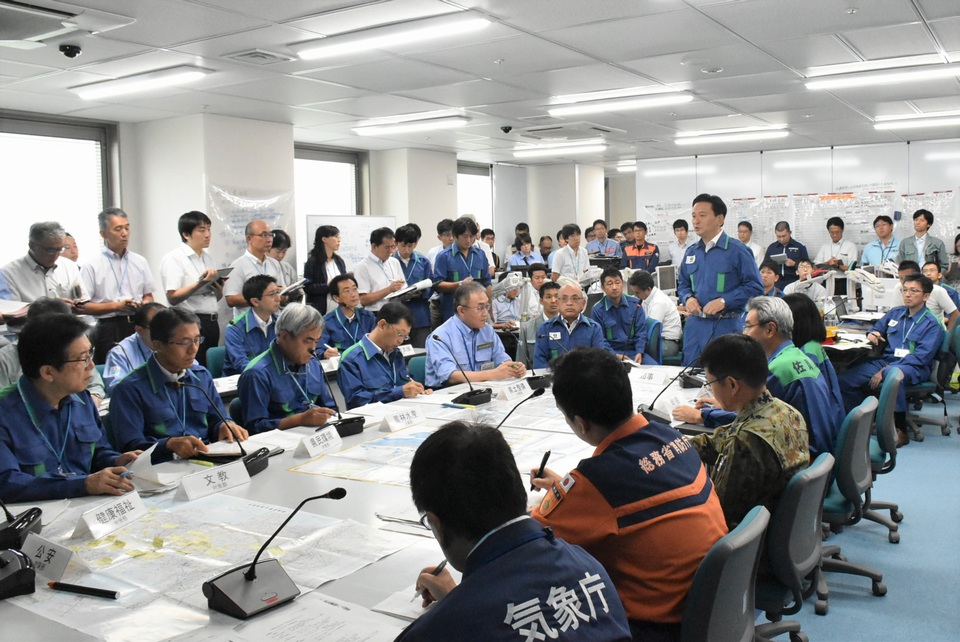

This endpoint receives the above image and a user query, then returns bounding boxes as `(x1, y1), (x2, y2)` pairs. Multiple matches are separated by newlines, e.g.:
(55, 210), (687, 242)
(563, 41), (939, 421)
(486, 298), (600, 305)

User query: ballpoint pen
(531, 450), (551, 491)
(411, 559), (448, 601)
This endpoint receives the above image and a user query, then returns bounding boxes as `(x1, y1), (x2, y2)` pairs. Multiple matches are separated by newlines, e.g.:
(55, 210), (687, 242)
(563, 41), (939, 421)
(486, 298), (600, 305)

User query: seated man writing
(531, 347), (727, 640)
(425, 281), (526, 388)
(111, 308), (248, 461)
(338, 302), (429, 409)
(397, 421), (631, 641)
(534, 283), (612, 370)
(223, 275), (281, 376)
(0, 314), (139, 502)
(238, 303), (338, 431)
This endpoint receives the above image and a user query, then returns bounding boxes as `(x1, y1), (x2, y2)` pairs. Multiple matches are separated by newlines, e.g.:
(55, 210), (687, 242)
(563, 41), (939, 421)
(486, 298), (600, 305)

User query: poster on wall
(207, 184), (294, 265)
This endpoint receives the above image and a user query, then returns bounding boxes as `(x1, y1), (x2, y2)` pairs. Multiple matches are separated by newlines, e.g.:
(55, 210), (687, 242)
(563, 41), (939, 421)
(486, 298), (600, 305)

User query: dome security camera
(500, 126), (513, 134)
(59, 44), (82, 58)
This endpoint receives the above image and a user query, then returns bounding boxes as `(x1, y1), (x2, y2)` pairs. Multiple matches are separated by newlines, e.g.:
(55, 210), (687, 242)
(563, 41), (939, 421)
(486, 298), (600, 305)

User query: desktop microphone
(430, 334), (493, 405)
(495, 388), (545, 430)
(202, 487), (347, 619)
(166, 381), (270, 477)
(308, 349), (365, 437)
(0, 499), (41, 550)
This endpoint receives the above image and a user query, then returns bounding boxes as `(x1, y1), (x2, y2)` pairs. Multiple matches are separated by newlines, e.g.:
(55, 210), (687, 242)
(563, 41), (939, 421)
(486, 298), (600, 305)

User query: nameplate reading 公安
(22, 532), (72, 581)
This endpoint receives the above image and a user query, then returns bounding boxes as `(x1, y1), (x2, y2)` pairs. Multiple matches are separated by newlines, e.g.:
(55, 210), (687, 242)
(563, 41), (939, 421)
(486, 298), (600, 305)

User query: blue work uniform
(620, 242), (660, 271)
(533, 314), (613, 370)
(942, 283), (960, 310)
(839, 305), (945, 413)
(586, 238), (622, 258)
(590, 295), (653, 363)
(102, 333), (153, 393)
(394, 517), (631, 642)
(800, 340), (845, 416)
(426, 315), (510, 388)
(764, 239), (809, 287)
(860, 238), (900, 267)
(338, 335), (412, 409)
(762, 285), (784, 298)
(395, 250), (433, 331)
(677, 232), (763, 365)
(432, 245), (491, 321)
(110, 356), (228, 461)
(223, 310), (277, 376)
(237, 341), (336, 433)
(508, 251), (544, 268)
(321, 306), (376, 352)
(0, 379), (121, 502)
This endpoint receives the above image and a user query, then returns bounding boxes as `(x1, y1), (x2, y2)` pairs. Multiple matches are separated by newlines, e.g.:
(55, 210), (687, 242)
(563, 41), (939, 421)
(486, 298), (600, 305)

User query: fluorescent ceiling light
(548, 93), (691, 117)
(69, 66), (212, 100)
(294, 13), (489, 61)
(772, 158), (860, 169)
(925, 151), (960, 161)
(805, 54), (943, 78)
(677, 124), (786, 138)
(513, 138), (605, 151)
(616, 166), (637, 173)
(875, 117), (960, 131)
(806, 63), (960, 90)
(675, 131), (790, 146)
(513, 145), (607, 159)
(551, 86), (678, 105)
(641, 166), (716, 177)
(352, 116), (471, 136)
(875, 109), (960, 122)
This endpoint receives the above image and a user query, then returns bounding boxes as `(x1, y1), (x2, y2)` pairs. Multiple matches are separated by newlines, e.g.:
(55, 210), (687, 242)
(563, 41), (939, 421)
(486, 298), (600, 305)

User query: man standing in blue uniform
(585, 219), (622, 258)
(238, 303), (338, 432)
(397, 421), (631, 642)
(111, 308), (248, 462)
(763, 221), (808, 288)
(338, 302), (429, 409)
(677, 193), (763, 365)
(394, 224), (433, 348)
(534, 283), (613, 369)
(425, 282), (525, 388)
(838, 274), (945, 446)
(0, 314), (138, 502)
(321, 274), (376, 355)
(433, 217), (492, 322)
(590, 268), (652, 363)
(223, 275), (281, 376)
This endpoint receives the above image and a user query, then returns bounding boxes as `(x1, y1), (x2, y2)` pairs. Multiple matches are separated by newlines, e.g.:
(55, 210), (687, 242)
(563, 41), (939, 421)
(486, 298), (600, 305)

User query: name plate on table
(398, 344), (416, 357)
(633, 369), (666, 385)
(176, 460), (250, 501)
(322, 357), (339, 372)
(294, 426), (342, 458)
(383, 407), (424, 432)
(74, 492), (147, 540)
(23, 532), (72, 581)
(499, 379), (531, 401)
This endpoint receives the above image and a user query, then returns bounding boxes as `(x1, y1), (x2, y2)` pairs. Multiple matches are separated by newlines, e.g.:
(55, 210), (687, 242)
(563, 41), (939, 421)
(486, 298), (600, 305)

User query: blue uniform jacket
(338, 335), (412, 409)
(103, 333), (153, 393)
(237, 341), (336, 433)
(860, 238), (900, 267)
(801, 340), (845, 415)
(590, 295), (648, 358)
(533, 314), (613, 370)
(873, 305), (944, 375)
(586, 238), (623, 258)
(321, 307), (377, 352)
(677, 232), (763, 313)
(942, 283), (960, 310)
(395, 251), (433, 329)
(426, 315), (510, 388)
(432, 245), (491, 320)
(224, 310), (277, 376)
(111, 356), (227, 460)
(0, 379), (120, 502)
(508, 251), (545, 268)
(394, 518), (631, 642)
(763, 239), (809, 285)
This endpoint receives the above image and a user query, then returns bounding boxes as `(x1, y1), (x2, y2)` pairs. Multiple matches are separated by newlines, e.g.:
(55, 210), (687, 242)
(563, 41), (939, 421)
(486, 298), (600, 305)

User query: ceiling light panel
(69, 66), (213, 100)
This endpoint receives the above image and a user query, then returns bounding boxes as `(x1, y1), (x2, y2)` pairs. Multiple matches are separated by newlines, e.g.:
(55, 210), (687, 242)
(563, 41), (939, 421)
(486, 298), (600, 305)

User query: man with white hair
(2, 221), (86, 307)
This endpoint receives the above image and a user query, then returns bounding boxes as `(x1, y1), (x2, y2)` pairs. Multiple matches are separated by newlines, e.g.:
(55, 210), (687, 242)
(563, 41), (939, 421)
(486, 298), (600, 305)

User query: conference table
(2, 363), (706, 642)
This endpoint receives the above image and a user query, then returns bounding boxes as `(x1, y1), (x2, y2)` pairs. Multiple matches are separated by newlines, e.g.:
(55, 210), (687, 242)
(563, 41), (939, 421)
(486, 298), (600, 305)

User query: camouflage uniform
(689, 391), (810, 528)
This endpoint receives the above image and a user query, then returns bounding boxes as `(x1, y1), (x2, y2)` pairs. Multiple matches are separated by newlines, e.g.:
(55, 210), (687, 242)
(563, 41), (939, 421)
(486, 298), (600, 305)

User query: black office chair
(817, 396), (886, 609)
(680, 505), (770, 642)
(863, 367), (904, 543)
(755, 452), (834, 638)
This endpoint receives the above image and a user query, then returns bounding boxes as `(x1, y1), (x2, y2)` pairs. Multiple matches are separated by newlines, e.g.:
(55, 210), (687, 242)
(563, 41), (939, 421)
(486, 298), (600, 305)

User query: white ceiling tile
(621, 44), (787, 84)
(685, 71), (806, 101)
(909, 95), (960, 112)
(722, 92), (850, 114)
(915, 1), (960, 21)
(301, 58), (476, 92)
(306, 94), (450, 118)
(0, 33), (151, 70)
(841, 23), (940, 60)
(500, 63), (649, 96)
(285, 0), (458, 36)
(406, 35), (595, 79)
(4, 69), (114, 95)
(171, 24), (314, 60)
(93, 0), (268, 48)
(758, 35), (862, 70)
(397, 79), (543, 108)
(931, 17), (960, 51)
(823, 78), (960, 106)
(0, 87), (89, 114)
(453, 0), (688, 32)
(61, 103), (184, 122)
(0, 59), (60, 80)
(120, 90), (305, 124)
(71, 50), (205, 78)
(207, 75), (366, 106)
(189, 0), (371, 23)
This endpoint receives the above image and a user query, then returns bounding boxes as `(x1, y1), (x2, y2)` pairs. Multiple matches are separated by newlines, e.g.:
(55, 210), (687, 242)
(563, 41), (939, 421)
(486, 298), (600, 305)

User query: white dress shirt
(642, 286), (682, 341)
(353, 253), (405, 312)
(224, 250), (286, 316)
(2, 254), (87, 303)
(814, 238), (859, 267)
(551, 245), (590, 280)
(80, 247), (157, 318)
(159, 243), (219, 314)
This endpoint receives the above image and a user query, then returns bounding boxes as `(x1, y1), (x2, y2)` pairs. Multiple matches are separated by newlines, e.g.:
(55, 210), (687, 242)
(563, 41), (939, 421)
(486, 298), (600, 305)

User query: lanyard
(455, 248), (475, 276)
(397, 252), (420, 282)
(18, 380), (74, 474)
(247, 255), (267, 275)
(335, 308), (360, 344)
(287, 368), (317, 408)
(108, 253), (130, 297)
(162, 382), (188, 436)
(453, 325), (479, 371)
(901, 312), (922, 349)
(374, 352), (399, 387)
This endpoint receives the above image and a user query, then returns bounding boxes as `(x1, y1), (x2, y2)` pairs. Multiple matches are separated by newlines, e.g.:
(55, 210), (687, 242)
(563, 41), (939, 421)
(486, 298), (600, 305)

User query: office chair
(863, 367), (904, 543)
(205, 346), (226, 379)
(904, 328), (952, 440)
(408, 356), (426, 386)
(644, 317), (662, 364)
(228, 397), (243, 424)
(680, 505), (770, 642)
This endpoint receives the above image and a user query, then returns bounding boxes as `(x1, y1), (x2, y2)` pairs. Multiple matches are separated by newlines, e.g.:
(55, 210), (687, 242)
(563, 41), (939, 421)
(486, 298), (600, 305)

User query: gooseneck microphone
(0, 499), (41, 550)
(495, 388), (545, 430)
(308, 349), (365, 437)
(168, 379), (247, 457)
(202, 488), (347, 619)
(430, 334), (492, 405)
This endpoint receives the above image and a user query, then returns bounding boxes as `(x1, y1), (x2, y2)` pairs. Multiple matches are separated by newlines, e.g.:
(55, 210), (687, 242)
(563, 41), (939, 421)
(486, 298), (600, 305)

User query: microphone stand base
(332, 416), (366, 437)
(452, 388), (492, 406)
(202, 558), (300, 619)
(639, 404), (672, 426)
(527, 374), (552, 390)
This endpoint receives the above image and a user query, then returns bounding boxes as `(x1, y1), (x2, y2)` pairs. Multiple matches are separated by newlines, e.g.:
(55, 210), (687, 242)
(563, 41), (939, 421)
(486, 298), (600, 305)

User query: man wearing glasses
(224, 219), (287, 317)
(2, 221), (85, 309)
(355, 227), (407, 313)
(838, 274), (945, 447)
(860, 215), (901, 267)
(0, 314), (139, 502)
(533, 283), (612, 370)
(338, 302), (429, 409)
(112, 308), (248, 462)
(425, 281), (524, 388)
(223, 275), (281, 376)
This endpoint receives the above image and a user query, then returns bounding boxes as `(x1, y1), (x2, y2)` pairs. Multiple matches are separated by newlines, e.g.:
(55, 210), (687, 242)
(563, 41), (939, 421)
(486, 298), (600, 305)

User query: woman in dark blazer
(303, 225), (346, 313)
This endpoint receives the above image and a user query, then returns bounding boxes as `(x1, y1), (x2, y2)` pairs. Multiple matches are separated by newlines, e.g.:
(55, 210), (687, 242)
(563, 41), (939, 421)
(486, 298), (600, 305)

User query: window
(294, 147), (359, 266)
(0, 116), (113, 266)
(457, 164), (492, 230)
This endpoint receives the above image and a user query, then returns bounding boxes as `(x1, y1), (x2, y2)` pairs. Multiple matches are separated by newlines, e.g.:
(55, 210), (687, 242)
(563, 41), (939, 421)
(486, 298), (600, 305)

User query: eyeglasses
(388, 325), (411, 341)
(559, 296), (584, 303)
(253, 232), (275, 239)
(903, 288), (924, 294)
(461, 303), (491, 313)
(703, 377), (722, 388)
(418, 513), (431, 530)
(168, 336), (205, 348)
(262, 289), (283, 298)
(743, 319), (773, 331)
(31, 243), (66, 256)
(63, 349), (95, 365)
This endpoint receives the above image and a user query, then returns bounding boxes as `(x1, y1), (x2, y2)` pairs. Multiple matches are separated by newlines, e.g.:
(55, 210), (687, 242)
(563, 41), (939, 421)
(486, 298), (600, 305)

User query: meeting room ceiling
(1, 0), (959, 169)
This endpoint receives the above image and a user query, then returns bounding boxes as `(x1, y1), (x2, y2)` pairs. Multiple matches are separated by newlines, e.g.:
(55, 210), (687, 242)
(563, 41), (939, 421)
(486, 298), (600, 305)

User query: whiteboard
(303, 215), (397, 274)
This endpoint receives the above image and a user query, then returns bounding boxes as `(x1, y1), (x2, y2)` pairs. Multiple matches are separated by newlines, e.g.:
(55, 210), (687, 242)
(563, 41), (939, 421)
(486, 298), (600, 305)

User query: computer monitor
(656, 265), (678, 293)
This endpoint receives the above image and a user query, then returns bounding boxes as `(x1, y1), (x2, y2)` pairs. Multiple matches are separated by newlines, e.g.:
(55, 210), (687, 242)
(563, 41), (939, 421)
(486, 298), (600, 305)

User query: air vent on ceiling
(517, 121), (626, 142)
(224, 49), (296, 65)
(0, 1), (73, 41)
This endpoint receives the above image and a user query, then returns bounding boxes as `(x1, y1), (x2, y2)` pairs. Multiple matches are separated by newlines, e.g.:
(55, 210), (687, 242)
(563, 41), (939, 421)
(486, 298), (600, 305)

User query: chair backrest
(584, 292), (603, 316)
(681, 505), (770, 642)
(95, 363), (105, 378)
(408, 356), (426, 385)
(873, 366), (903, 461)
(228, 397), (243, 424)
(832, 396), (878, 519)
(644, 317), (662, 364)
(764, 452), (835, 615)
(206, 346), (226, 379)
(933, 326), (955, 388)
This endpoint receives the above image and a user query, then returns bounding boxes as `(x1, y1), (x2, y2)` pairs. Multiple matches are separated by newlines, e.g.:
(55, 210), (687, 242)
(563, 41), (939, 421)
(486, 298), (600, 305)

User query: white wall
(492, 164), (527, 254)
(527, 165), (577, 240)
(368, 148), (458, 235)
(606, 173), (637, 227)
(577, 164), (605, 229)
